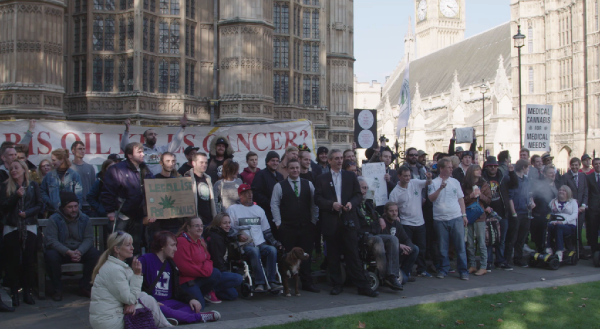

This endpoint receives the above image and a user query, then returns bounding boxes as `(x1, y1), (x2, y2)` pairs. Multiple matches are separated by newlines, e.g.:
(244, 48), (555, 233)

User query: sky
(354, 0), (511, 85)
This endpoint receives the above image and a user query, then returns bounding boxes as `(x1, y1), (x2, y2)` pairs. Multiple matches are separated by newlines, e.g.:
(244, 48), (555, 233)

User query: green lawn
(260, 281), (600, 329)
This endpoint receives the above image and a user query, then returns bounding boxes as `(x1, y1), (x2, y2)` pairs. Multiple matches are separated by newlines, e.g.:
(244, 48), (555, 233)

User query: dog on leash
(278, 247), (310, 297)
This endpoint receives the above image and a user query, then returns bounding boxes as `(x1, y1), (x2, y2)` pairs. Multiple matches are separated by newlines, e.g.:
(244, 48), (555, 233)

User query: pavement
(1, 259), (600, 329)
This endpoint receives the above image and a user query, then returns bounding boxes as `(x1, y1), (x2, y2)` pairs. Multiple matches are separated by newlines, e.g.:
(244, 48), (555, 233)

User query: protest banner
(524, 104), (553, 151)
(0, 119), (315, 173)
(361, 162), (388, 206)
(354, 109), (377, 149)
(145, 177), (196, 219)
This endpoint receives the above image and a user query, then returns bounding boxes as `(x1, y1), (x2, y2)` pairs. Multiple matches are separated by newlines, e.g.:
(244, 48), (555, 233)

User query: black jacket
(482, 169), (519, 218)
(141, 258), (194, 304)
(586, 172), (600, 212)
(100, 160), (154, 217)
(448, 138), (477, 156)
(381, 218), (415, 249)
(206, 226), (233, 273)
(251, 168), (283, 220)
(314, 170), (363, 236)
(358, 199), (381, 236)
(0, 181), (43, 227)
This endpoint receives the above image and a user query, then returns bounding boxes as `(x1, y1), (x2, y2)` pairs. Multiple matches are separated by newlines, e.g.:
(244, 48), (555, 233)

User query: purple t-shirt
(138, 253), (173, 302)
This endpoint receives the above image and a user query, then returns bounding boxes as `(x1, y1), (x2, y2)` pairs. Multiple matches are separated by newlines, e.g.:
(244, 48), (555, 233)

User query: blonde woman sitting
(89, 231), (174, 329)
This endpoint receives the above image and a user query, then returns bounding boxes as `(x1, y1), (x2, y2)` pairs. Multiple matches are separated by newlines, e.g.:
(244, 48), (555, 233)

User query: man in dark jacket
(482, 156), (518, 270)
(101, 142), (154, 254)
(508, 160), (535, 267)
(206, 136), (234, 182)
(380, 202), (419, 284)
(44, 192), (100, 301)
(251, 151), (284, 233)
(452, 151), (473, 184)
(177, 145), (199, 176)
(585, 158), (600, 255)
(562, 157), (589, 259)
(448, 128), (477, 158)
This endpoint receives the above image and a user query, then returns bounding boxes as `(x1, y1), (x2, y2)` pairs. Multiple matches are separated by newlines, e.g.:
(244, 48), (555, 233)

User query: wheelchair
(529, 214), (579, 270)
(227, 242), (282, 299)
(324, 233), (380, 291)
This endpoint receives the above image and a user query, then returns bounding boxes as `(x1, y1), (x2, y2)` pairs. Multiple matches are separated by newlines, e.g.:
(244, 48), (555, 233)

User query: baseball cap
(541, 152), (553, 160)
(238, 184), (251, 195)
(417, 150), (427, 156)
(582, 154), (591, 161)
(107, 154), (123, 161)
(215, 137), (228, 146)
(184, 145), (200, 155)
(455, 146), (464, 152)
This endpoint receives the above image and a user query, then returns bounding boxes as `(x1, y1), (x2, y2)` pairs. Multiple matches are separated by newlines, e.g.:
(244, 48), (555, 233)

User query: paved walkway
(2, 259), (599, 329)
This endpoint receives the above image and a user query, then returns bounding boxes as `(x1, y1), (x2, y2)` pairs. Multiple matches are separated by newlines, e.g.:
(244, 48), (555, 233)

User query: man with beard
(404, 147), (427, 180)
(177, 145), (199, 176)
(207, 136), (234, 183)
(252, 151), (284, 233)
(315, 146), (330, 175)
(120, 115), (187, 175)
(417, 150), (428, 168)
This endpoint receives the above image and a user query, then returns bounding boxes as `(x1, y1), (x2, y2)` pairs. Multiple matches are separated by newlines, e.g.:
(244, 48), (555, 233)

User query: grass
(259, 281), (600, 329)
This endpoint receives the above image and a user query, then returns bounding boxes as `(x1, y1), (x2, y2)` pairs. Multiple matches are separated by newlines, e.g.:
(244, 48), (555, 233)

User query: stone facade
(353, 75), (381, 110)
(0, 0), (355, 149)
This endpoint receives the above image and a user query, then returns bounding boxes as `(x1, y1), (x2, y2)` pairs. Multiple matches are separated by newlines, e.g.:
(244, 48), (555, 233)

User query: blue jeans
(179, 268), (221, 309)
(398, 245), (420, 283)
(242, 244), (278, 285)
(547, 223), (576, 251)
(215, 271), (243, 301)
(467, 222), (487, 268)
(434, 217), (468, 275)
(487, 217), (508, 265)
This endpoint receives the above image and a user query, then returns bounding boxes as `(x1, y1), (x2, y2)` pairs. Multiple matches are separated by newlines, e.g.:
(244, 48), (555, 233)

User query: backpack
(485, 212), (502, 247)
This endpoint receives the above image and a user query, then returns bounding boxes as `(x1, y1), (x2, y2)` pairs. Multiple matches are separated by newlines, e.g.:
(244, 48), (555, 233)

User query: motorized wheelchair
(324, 233), (381, 291)
(529, 214), (579, 270)
(227, 242), (282, 299)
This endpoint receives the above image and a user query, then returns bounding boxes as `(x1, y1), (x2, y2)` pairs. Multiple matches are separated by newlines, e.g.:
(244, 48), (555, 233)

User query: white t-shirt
(227, 204), (270, 246)
(389, 179), (427, 226)
(428, 177), (464, 221)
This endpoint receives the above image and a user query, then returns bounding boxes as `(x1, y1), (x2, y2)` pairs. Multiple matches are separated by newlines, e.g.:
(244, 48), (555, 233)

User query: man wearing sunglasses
(404, 147), (427, 180)
(482, 156), (519, 271)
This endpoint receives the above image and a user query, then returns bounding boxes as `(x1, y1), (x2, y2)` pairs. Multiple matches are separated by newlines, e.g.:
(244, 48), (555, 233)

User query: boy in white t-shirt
(389, 166), (432, 278)
(427, 158), (469, 280)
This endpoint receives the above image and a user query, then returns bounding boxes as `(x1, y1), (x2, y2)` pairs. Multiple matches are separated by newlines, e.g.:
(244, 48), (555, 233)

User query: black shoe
(383, 276), (404, 291)
(579, 253), (590, 260)
(23, 289), (35, 305)
(357, 288), (379, 298)
(301, 284), (321, 293)
(330, 286), (343, 295)
(10, 288), (19, 307)
(0, 299), (14, 312)
(52, 291), (63, 302)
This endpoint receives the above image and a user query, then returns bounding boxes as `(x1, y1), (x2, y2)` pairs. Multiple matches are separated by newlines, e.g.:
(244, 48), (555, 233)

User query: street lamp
(513, 25), (526, 148)
(479, 79), (489, 153)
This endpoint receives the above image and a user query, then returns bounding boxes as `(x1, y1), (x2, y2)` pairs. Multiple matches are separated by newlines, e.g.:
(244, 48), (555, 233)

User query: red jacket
(241, 167), (259, 185)
(173, 233), (213, 285)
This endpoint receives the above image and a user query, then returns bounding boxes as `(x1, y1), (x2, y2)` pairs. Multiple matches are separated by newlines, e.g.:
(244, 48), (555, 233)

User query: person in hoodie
(205, 213), (243, 298)
(173, 217), (241, 307)
(206, 136), (235, 183)
(481, 156), (518, 271)
(139, 230), (221, 324)
(241, 151), (259, 185)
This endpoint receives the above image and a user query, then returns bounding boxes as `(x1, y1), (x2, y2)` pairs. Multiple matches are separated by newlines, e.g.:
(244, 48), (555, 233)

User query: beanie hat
(265, 151), (280, 163)
(60, 191), (79, 209)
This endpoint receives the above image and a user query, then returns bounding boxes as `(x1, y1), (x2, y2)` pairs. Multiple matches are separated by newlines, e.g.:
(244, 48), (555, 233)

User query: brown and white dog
(278, 247), (310, 297)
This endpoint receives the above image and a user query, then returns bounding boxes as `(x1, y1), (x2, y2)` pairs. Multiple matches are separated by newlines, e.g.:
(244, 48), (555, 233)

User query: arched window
(528, 25), (533, 53)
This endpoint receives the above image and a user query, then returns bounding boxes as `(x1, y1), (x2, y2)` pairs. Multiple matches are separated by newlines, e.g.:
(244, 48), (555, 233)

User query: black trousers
(314, 219), (323, 255)
(278, 224), (315, 285)
(506, 214), (530, 263)
(577, 211), (585, 252)
(3, 230), (37, 290)
(530, 215), (547, 253)
(403, 224), (427, 273)
(423, 205), (439, 262)
(324, 222), (369, 290)
(44, 247), (100, 292)
(114, 215), (145, 255)
(586, 209), (600, 253)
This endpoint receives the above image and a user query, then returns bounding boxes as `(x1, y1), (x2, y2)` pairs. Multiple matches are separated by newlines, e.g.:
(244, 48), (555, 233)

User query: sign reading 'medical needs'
(524, 104), (553, 152)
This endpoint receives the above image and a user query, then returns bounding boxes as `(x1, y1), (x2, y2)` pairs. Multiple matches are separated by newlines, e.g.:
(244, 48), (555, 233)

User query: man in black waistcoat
(314, 149), (379, 297)
(271, 159), (320, 293)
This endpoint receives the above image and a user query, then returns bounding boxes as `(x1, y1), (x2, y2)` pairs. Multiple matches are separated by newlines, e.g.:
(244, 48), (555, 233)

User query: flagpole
(403, 127), (407, 156)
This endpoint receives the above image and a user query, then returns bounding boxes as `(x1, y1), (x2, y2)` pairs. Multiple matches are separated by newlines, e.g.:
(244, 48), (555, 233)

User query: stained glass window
(273, 38), (280, 68)
(274, 74), (280, 104)
(82, 18), (87, 49)
(312, 43), (319, 72)
(106, 0), (115, 10)
(190, 25), (195, 57)
(160, 0), (168, 14)
(127, 17), (134, 49)
(150, 0), (155, 12)
(303, 76), (310, 105)
(119, 18), (126, 51)
(170, 0), (179, 15)
(312, 11), (319, 39)
(74, 19), (80, 52)
(281, 5), (289, 34)
(281, 73), (289, 104)
(93, 18), (104, 50)
(303, 43), (310, 71)
(274, 4), (280, 32)
(190, 63), (195, 95)
(281, 38), (289, 68)
(143, 17), (148, 50)
(81, 60), (87, 91)
(303, 10), (310, 38)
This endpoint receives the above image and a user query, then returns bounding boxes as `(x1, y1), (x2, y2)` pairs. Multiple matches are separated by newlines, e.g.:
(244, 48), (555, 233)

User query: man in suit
(562, 157), (589, 259)
(586, 158), (600, 256)
(314, 149), (379, 297)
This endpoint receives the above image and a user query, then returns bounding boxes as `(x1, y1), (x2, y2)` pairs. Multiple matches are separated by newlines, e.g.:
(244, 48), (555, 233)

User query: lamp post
(479, 79), (489, 153)
(513, 25), (526, 148)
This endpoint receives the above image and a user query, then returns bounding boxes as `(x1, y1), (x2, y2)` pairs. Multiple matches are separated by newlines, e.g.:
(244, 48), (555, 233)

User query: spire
(405, 16), (414, 40)
(404, 16), (415, 60)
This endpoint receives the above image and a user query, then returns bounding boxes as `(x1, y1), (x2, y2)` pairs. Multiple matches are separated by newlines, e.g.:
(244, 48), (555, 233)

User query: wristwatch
(461, 214), (467, 217)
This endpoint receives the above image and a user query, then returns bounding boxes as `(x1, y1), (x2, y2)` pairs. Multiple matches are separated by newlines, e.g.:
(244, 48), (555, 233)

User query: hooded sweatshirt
(172, 232), (213, 285)
(241, 167), (259, 185)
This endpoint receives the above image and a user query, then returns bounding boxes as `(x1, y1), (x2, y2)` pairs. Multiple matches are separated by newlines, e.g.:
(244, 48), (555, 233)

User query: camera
(379, 135), (389, 143)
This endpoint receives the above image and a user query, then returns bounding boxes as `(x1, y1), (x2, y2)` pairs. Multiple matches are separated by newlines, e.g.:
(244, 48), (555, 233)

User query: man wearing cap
(107, 153), (124, 163)
(120, 115), (187, 175)
(207, 135), (234, 182)
(315, 146), (329, 176)
(417, 150), (428, 167)
(251, 151), (284, 233)
(270, 159), (320, 293)
(448, 128), (477, 158)
(585, 158), (600, 257)
(228, 184), (283, 292)
(482, 156), (518, 270)
(541, 152), (562, 185)
(451, 151), (473, 184)
(580, 154), (593, 174)
(178, 145), (199, 176)
(44, 192), (100, 301)
(562, 157), (589, 259)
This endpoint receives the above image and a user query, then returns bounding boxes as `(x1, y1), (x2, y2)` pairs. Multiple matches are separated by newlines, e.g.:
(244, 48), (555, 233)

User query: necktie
(293, 180), (299, 197)
(574, 173), (578, 188)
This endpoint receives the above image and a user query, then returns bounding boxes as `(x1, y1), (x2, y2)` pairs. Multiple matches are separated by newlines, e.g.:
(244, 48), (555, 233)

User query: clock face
(417, 0), (427, 21)
(440, 0), (459, 18)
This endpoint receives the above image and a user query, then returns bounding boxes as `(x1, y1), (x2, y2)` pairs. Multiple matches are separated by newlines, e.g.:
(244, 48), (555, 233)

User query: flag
(396, 62), (411, 137)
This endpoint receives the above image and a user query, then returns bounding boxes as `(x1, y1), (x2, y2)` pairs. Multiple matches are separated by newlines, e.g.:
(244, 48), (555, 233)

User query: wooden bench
(37, 217), (109, 299)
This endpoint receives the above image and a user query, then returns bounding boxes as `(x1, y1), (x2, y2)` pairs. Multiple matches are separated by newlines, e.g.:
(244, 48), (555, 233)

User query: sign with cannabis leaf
(145, 177), (196, 219)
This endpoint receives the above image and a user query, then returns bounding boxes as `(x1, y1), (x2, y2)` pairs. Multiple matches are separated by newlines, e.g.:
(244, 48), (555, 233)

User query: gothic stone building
(0, 0), (355, 148)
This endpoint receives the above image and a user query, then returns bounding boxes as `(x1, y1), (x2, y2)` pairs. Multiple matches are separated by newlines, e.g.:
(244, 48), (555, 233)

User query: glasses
(408, 154), (418, 157)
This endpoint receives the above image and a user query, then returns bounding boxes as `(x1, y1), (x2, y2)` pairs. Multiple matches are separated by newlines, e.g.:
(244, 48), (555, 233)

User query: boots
(10, 287), (19, 307)
(23, 287), (35, 305)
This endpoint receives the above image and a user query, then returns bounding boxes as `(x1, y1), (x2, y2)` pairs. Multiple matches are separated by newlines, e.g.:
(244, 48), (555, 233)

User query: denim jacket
(40, 168), (83, 213)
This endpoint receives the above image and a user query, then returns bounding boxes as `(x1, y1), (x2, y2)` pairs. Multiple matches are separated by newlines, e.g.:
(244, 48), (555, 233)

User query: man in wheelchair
(227, 184), (283, 292)
(357, 177), (403, 290)
(545, 185), (579, 262)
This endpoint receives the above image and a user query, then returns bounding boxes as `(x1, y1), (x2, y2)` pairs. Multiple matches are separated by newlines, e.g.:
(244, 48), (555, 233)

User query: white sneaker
(545, 248), (553, 255)
(523, 244), (534, 253)
(556, 250), (563, 262)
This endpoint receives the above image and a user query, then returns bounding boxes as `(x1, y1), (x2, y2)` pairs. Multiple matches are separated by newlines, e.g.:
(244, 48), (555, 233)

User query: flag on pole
(396, 62), (411, 137)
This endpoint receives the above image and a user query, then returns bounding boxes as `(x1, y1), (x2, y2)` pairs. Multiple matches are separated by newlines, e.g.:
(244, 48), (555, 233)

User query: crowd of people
(1, 119), (599, 327)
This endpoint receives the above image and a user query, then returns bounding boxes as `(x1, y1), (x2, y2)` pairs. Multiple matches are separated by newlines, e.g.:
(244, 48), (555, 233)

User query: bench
(37, 217), (109, 299)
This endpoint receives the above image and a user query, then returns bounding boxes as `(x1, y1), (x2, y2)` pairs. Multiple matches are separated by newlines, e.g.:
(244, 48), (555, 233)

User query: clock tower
(414, 0), (466, 58)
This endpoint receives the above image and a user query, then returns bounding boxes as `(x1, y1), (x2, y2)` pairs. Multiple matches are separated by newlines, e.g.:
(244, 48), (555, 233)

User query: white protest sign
(361, 162), (388, 206)
(524, 104), (553, 151)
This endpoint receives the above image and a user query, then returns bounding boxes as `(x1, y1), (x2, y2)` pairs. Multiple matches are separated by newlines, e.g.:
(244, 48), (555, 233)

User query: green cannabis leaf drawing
(159, 195), (175, 209)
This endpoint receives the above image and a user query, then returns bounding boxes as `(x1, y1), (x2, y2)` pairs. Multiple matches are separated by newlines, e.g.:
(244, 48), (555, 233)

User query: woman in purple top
(138, 231), (221, 324)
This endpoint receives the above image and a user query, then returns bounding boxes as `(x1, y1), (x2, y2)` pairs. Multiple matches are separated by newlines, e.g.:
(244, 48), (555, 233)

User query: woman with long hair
(462, 165), (492, 276)
(86, 159), (114, 217)
(89, 231), (174, 329)
(37, 159), (52, 180)
(546, 185), (579, 262)
(205, 213), (243, 300)
(213, 159), (243, 213)
(0, 160), (43, 306)
(173, 217), (241, 306)
(138, 231), (220, 324)
(40, 148), (83, 214)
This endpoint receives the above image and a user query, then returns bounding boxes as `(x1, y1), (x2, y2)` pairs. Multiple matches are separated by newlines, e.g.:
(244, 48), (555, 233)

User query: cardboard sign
(354, 109), (377, 149)
(361, 162), (388, 206)
(455, 127), (474, 144)
(524, 104), (553, 151)
(145, 177), (196, 219)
